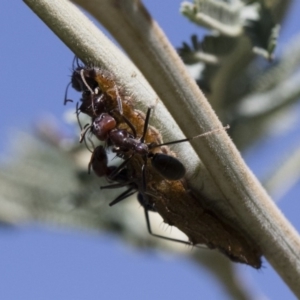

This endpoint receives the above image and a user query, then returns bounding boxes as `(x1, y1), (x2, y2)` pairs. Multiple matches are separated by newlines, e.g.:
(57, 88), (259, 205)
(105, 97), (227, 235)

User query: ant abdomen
(150, 153), (186, 180)
(89, 145), (110, 177)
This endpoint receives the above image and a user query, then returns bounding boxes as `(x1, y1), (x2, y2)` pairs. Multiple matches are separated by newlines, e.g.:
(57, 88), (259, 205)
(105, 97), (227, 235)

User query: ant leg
(107, 155), (133, 179)
(85, 136), (95, 153)
(141, 160), (147, 192)
(101, 181), (134, 190)
(143, 206), (193, 246)
(79, 124), (92, 143)
(120, 114), (137, 138)
(140, 107), (152, 143)
(108, 107), (136, 137)
(109, 186), (137, 206)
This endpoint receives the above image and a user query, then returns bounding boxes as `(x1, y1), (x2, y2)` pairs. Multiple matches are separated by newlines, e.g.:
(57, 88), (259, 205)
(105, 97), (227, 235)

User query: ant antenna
(120, 114), (137, 138)
(137, 108), (229, 185)
(140, 107), (229, 149)
(150, 124), (230, 150)
(113, 87), (123, 115)
(72, 56), (82, 70)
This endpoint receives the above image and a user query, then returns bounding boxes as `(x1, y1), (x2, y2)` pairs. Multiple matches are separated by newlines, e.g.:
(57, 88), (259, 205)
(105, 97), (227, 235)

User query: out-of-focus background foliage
(1, 1), (300, 299)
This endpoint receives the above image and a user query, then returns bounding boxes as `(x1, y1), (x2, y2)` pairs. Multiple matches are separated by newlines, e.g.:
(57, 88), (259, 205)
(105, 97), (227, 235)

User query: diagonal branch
(24, 0), (300, 296)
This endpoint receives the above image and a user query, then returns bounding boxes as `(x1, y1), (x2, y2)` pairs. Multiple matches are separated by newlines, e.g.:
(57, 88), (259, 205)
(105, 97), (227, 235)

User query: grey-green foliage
(179, 0), (300, 199)
(180, 0), (279, 59)
(179, 0), (299, 148)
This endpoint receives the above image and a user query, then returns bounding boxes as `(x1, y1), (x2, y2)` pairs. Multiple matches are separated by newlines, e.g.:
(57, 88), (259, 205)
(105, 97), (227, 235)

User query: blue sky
(1, 1), (300, 299)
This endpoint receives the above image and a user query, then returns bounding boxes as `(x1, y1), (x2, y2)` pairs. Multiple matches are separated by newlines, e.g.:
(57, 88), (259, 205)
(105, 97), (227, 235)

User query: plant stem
(24, 0), (300, 296)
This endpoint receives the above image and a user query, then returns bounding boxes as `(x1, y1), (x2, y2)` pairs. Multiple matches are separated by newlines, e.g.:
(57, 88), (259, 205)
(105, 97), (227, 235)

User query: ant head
(71, 67), (98, 93)
(79, 91), (107, 117)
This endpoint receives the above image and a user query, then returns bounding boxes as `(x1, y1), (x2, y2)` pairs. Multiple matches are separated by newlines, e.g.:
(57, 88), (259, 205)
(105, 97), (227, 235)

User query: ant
(81, 107), (228, 188)
(80, 109), (186, 186)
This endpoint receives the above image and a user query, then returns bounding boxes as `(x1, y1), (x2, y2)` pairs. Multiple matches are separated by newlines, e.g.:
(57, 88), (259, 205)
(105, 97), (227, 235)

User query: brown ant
(67, 60), (150, 141)
(81, 107), (228, 186)
(81, 104), (229, 248)
(80, 109), (186, 185)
